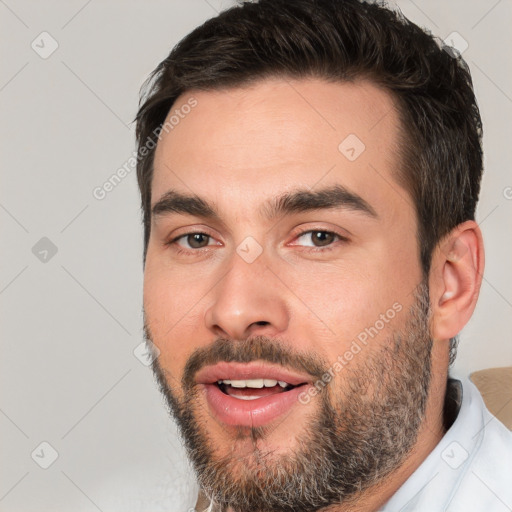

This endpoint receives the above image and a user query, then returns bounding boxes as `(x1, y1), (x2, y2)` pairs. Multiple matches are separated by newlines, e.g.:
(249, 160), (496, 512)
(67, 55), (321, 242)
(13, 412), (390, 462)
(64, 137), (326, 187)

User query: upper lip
(195, 361), (312, 386)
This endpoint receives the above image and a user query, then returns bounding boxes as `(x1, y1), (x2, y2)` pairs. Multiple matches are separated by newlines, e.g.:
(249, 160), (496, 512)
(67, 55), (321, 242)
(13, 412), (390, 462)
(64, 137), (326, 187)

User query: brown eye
(294, 230), (340, 248)
(310, 231), (336, 246)
(186, 233), (210, 248)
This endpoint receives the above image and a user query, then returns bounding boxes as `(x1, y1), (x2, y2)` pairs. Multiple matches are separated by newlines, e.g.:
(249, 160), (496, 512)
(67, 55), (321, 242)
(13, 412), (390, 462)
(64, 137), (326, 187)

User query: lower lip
(202, 383), (309, 428)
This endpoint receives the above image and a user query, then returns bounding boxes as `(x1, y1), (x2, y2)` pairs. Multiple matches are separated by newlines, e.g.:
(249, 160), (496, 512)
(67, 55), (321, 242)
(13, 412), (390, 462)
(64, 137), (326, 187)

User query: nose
(204, 251), (290, 340)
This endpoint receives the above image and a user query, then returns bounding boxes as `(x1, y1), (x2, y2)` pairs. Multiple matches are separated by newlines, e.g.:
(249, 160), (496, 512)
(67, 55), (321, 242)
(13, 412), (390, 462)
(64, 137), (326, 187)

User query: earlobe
(430, 221), (485, 341)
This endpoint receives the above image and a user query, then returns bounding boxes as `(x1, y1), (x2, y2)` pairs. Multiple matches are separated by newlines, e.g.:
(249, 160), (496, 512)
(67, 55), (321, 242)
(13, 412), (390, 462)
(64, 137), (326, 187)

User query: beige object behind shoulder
(470, 367), (512, 430)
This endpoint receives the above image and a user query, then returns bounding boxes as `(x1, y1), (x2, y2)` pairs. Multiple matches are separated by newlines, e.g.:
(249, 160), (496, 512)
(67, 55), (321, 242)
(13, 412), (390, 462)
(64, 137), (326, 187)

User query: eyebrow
(263, 185), (377, 220)
(151, 185), (377, 222)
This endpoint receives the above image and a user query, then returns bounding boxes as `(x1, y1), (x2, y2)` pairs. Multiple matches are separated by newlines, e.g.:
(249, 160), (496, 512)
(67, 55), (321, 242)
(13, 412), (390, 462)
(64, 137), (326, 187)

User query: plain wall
(1, 1), (511, 510)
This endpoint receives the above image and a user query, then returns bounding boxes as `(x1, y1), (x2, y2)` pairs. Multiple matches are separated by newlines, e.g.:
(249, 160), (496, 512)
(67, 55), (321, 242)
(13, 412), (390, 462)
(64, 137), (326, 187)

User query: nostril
(253, 321), (270, 326)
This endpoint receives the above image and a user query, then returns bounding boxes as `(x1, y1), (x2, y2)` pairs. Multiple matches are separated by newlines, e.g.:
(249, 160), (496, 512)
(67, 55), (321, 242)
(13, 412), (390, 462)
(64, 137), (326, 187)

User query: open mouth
(216, 378), (302, 400)
(196, 362), (313, 427)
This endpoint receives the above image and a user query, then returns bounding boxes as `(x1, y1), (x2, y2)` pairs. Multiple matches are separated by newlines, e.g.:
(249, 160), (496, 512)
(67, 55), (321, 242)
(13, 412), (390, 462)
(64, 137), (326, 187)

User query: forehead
(152, 77), (409, 220)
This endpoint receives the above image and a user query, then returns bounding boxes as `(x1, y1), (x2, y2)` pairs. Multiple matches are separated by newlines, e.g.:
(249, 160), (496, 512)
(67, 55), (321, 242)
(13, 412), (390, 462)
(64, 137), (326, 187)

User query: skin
(143, 77), (484, 511)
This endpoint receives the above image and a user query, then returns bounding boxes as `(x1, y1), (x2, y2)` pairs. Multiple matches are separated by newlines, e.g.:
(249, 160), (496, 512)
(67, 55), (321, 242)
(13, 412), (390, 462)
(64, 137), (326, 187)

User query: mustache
(181, 336), (328, 392)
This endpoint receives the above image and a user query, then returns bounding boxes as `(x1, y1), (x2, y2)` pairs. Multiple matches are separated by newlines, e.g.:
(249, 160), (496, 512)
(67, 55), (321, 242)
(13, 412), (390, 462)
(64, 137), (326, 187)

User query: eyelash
(166, 229), (348, 256)
(166, 231), (217, 256)
(292, 230), (348, 252)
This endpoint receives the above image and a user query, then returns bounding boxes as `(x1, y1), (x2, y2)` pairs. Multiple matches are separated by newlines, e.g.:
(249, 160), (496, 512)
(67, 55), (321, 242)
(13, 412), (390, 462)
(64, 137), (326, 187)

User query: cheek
(280, 247), (417, 356)
(143, 257), (209, 376)
(144, 249), (213, 322)
(287, 272), (382, 358)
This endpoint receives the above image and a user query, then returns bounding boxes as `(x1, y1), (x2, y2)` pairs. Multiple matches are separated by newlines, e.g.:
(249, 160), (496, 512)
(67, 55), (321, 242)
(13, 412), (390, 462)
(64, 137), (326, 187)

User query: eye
(173, 232), (214, 249)
(294, 230), (344, 248)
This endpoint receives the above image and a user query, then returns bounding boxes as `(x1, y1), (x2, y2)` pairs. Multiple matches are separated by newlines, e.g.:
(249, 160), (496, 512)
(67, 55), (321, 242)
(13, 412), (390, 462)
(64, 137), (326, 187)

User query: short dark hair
(136, 0), (483, 277)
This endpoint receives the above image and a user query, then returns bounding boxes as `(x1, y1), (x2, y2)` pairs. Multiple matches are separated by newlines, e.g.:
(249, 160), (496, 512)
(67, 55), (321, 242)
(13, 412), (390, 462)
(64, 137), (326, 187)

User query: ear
(429, 221), (485, 341)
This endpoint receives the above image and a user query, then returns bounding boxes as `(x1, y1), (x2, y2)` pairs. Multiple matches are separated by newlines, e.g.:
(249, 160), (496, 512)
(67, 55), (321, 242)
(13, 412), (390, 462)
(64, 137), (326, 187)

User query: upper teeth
(217, 379), (289, 388)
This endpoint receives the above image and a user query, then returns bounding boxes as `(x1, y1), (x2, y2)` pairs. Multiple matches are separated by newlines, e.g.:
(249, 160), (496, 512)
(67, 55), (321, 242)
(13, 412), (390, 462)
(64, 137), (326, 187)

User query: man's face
(144, 78), (430, 510)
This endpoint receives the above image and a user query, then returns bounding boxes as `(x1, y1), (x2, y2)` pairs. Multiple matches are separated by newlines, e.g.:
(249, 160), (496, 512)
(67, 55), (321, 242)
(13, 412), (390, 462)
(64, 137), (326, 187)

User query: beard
(146, 281), (433, 512)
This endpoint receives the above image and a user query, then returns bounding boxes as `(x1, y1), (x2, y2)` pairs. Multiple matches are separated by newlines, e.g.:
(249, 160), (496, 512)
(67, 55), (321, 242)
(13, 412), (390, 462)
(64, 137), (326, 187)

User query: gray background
(1, 1), (511, 511)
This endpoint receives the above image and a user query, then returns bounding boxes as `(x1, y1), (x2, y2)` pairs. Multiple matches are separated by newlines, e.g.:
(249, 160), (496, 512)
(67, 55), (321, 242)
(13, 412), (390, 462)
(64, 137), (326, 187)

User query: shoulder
(447, 379), (512, 511)
(383, 378), (512, 512)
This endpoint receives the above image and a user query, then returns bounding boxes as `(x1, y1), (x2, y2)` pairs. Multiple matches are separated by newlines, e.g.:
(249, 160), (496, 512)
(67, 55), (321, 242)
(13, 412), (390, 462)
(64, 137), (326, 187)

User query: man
(135, 0), (512, 510)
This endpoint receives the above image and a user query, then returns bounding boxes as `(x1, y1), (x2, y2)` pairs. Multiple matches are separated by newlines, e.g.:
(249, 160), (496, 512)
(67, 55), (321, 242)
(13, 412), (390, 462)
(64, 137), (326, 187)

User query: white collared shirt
(381, 379), (512, 511)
